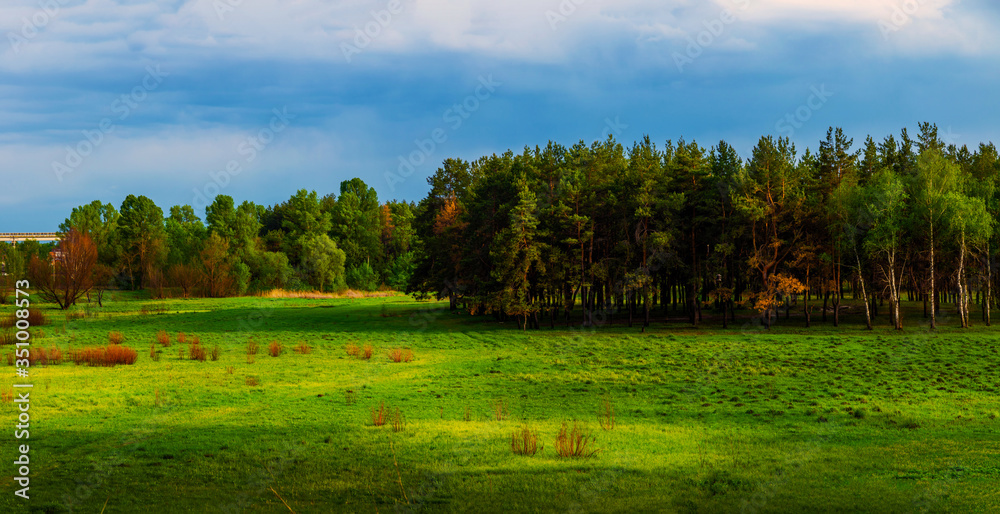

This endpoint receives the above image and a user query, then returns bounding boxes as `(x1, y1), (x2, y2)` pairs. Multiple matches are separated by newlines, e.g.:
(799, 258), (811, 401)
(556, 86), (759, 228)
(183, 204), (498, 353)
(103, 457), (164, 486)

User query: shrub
(346, 343), (360, 357)
(371, 402), (388, 426)
(210, 345), (220, 361)
(599, 397), (616, 431)
(150, 344), (160, 362)
(178, 332), (187, 344)
(247, 340), (260, 355)
(294, 342), (311, 354)
(178, 346), (185, 360)
(268, 341), (283, 357)
(388, 348), (413, 363)
(1, 388), (12, 403)
(108, 331), (125, 345)
(27, 309), (47, 327)
(554, 422), (599, 458)
(491, 399), (508, 421)
(512, 426), (542, 456)
(361, 344), (373, 360)
(156, 330), (171, 347)
(71, 345), (139, 367)
(189, 344), (206, 362)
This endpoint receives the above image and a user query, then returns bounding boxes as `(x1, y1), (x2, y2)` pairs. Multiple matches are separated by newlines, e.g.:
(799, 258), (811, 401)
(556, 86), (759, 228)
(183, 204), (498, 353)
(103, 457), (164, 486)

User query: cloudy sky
(1, 0), (998, 230)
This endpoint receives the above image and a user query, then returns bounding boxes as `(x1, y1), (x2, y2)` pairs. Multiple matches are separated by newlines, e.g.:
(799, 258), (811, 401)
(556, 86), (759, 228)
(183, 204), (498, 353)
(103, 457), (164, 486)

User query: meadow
(1, 293), (999, 513)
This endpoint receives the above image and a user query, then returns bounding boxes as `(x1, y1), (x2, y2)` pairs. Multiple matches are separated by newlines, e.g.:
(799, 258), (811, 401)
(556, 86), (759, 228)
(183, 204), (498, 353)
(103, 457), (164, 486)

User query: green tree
(118, 194), (165, 289)
(302, 234), (346, 292)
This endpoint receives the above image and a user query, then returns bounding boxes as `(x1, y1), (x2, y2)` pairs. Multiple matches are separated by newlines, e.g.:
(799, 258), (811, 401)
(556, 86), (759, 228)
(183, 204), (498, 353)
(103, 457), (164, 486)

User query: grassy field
(1, 293), (999, 513)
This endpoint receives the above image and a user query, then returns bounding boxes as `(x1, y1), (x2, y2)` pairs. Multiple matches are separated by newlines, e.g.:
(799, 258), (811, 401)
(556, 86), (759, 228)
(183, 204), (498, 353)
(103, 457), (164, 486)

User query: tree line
(2, 122), (998, 332)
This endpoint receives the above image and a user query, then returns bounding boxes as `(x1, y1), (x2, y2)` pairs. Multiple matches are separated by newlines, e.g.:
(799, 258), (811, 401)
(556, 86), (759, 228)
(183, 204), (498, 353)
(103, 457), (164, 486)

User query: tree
(301, 234), (346, 292)
(200, 233), (234, 298)
(862, 169), (908, 330)
(281, 190), (332, 265)
(912, 150), (960, 329)
(118, 195), (165, 289)
(28, 229), (98, 309)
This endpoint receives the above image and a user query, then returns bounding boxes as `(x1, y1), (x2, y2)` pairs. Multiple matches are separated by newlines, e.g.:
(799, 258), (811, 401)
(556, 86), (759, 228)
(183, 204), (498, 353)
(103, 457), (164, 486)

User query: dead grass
(388, 348), (413, 363)
(512, 426), (542, 456)
(247, 340), (259, 363)
(599, 396), (617, 431)
(371, 401), (389, 426)
(211, 345), (220, 361)
(189, 344), (206, 361)
(178, 332), (187, 344)
(1, 388), (13, 403)
(361, 344), (373, 360)
(491, 399), (509, 421)
(268, 341), (283, 357)
(346, 343), (360, 357)
(149, 344), (160, 362)
(226, 366), (234, 374)
(391, 407), (405, 433)
(245, 376), (260, 386)
(294, 342), (311, 354)
(260, 288), (397, 300)
(27, 309), (47, 326)
(108, 331), (125, 345)
(344, 390), (356, 405)
(191, 335), (201, 346)
(554, 422), (599, 458)
(156, 330), (171, 347)
(0, 331), (13, 346)
(71, 345), (139, 367)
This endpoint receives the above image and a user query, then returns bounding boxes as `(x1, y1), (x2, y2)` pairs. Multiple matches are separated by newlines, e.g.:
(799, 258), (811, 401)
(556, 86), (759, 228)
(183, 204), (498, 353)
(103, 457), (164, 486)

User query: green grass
(2, 294), (1000, 512)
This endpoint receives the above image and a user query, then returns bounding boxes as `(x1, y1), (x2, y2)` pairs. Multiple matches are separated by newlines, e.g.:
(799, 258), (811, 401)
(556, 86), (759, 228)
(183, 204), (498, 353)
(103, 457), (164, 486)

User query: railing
(0, 232), (60, 242)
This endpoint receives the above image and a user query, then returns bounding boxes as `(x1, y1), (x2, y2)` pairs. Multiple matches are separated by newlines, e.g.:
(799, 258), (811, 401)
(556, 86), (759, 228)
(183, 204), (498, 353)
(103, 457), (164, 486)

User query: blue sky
(1, 0), (998, 231)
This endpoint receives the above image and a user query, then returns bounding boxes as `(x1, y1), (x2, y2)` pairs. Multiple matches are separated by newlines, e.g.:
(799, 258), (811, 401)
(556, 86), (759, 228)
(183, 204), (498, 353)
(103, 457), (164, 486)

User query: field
(2, 294), (999, 513)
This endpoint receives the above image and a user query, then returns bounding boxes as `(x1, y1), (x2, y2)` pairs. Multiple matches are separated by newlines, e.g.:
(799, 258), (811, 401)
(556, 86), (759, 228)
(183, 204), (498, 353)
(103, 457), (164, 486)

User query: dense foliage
(3, 123), (999, 331)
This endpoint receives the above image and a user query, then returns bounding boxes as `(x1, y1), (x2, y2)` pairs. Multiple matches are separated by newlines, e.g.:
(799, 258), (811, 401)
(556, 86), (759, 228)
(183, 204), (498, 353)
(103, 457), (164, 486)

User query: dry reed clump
(1, 388), (13, 403)
(512, 426), (542, 456)
(2, 309), (47, 329)
(391, 407), (405, 433)
(554, 422), (599, 458)
(388, 348), (413, 363)
(27, 309), (47, 327)
(491, 399), (509, 421)
(245, 376), (260, 386)
(294, 342), (311, 354)
(371, 401), (389, 426)
(0, 331), (14, 346)
(260, 288), (396, 300)
(189, 344), (206, 362)
(226, 366), (234, 374)
(177, 332), (187, 344)
(156, 330), (171, 347)
(108, 331), (125, 345)
(246, 340), (259, 363)
(210, 345), (220, 361)
(361, 344), (373, 360)
(15, 346), (65, 366)
(71, 345), (139, 367)
(345, 343), (360, 357)
(149, 344), (160, 362)
(268, 341), (283, 357)
(599, 397), (616, 431)
(191, 335), (201, 346)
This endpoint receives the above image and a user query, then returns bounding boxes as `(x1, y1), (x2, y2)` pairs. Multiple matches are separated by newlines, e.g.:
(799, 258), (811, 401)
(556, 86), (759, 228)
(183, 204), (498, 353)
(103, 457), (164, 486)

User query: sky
(1, 0), (998, 231)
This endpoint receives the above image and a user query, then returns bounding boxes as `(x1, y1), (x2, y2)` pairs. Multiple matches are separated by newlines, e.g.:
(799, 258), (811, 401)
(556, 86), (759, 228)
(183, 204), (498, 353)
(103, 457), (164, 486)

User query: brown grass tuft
(346, 343), (359, 357)
(71, 345), (139, 367)
(361, 344), (373, 360)
(210, 345), (220, 361)
(191, 335), (201, 346)
(388, 348), (413, 363)
(371, 401), (389, 426)
(491, 399), (508, 421)
(512, 426), (542, 456)
(226, 366), (234, 374)
(189, 344), (206, 361)
(150, 344), (160, 362)
(26, 309), (47, 326)
(294, 342), (311, 354)
(156, 330), (171, 347)
(108, 331), (125, 345)
(177, 332), (187, 344)
(1, 388), (13, 403)
(268, 341), (283, 357)
(391, 407), (405, 433)
(554, 422), (599, 458)
(344, 390), (356, 405)
(0, 331), (14, 346)
(245, 376), (259, 386)
(599, 397), (616, 431)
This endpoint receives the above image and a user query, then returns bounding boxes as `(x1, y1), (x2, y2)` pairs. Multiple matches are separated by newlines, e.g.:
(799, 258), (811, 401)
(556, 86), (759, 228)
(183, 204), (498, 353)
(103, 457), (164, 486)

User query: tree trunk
(930, 220), (936, 329)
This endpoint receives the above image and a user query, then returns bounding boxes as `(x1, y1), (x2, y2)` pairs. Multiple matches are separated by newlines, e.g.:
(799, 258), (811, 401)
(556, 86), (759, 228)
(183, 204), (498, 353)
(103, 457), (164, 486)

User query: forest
(4, 122), (999, 332)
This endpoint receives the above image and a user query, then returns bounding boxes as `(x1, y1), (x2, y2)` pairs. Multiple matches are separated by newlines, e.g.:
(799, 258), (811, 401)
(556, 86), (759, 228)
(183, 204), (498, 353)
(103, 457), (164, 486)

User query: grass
(2, 293), (1000, 512)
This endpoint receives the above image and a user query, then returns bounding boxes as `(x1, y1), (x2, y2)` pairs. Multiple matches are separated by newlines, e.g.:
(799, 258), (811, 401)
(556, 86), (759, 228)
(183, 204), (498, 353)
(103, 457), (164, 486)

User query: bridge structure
(0, 232), (60, 243)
